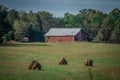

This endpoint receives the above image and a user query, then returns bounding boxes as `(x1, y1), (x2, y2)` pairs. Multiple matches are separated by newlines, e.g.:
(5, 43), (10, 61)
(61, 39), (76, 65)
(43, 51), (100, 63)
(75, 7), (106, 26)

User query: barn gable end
(44, 28), (86, 42)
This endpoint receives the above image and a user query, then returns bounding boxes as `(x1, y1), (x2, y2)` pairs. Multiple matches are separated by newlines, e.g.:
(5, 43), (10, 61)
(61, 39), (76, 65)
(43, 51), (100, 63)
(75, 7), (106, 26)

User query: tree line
(0, 5), (120, 43)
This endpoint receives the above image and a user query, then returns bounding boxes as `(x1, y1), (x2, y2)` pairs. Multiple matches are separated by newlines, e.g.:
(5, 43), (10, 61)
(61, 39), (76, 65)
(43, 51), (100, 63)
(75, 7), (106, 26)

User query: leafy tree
(0, 5), (11, 43)
(96, 8), (120, 42)
(52, 17), (65, 28)
(3, 31), (14, 41)
(13, 11), (44, 42)
(91, 11), (106, 41)
(28, 14), (44, 42)
(110, 18), (120, 43)
(37, 11), (53, 33)
(13, 19), (30, 41)
(63, 12), (75, 28)
(7, 9), (20, 25)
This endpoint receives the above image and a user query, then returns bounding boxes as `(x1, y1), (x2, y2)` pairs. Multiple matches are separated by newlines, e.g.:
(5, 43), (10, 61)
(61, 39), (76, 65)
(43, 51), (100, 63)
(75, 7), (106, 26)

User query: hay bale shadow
(88, 68), (94, 80)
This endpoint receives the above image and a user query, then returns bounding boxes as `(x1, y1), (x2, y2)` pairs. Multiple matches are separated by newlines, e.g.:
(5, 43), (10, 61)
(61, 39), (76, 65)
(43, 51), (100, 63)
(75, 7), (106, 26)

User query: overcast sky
(0, 0), (120, 17)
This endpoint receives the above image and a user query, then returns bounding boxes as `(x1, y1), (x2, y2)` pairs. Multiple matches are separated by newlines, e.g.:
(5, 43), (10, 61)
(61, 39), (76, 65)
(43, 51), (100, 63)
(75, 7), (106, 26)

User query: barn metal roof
(44, 28), (82, 36)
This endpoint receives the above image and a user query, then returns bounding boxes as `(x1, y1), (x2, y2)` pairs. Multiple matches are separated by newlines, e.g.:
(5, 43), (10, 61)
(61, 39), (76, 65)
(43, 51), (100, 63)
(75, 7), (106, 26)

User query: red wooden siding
(45, 36), (74, 42)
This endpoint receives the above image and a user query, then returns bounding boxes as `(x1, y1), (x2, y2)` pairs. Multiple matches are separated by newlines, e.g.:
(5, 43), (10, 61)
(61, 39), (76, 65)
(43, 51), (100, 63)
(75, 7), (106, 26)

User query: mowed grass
(0, 42), (120, 80)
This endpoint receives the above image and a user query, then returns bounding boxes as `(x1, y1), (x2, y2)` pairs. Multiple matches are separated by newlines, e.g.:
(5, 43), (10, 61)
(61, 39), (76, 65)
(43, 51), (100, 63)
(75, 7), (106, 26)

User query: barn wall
(45, 36), (74, 42)
(75, 30), (87, 41)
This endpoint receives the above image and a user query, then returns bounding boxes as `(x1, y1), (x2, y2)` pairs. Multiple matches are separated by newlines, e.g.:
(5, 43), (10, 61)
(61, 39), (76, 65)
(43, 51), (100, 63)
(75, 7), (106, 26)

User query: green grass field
(0, 42), (120, 80)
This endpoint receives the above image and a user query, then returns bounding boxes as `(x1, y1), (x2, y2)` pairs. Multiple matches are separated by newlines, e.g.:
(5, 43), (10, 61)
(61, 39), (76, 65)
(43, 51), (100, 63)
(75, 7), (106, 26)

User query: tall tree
(0, 5), (11, 43)
(13, 11), (44, 42)
(95, 8), (120, 42)
(63, 12), (75, 28)
(37, 11), (53, 33)
(7, 9), (20, 25)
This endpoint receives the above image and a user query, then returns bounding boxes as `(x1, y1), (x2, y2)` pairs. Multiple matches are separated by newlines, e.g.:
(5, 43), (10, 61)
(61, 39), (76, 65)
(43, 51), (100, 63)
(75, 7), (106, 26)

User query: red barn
(44, 28), (87, 42)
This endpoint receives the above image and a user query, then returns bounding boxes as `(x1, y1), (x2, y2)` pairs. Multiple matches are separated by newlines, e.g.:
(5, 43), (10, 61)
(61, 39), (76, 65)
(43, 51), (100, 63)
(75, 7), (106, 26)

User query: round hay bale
(84, 59), (93, 66)
(59, 58), (67, 65)
(28, 60), (41, 70)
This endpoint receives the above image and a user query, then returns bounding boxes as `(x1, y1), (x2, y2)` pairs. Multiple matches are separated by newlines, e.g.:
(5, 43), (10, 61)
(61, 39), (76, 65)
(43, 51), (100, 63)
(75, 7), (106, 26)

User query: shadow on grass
(88, 67), (94, 80)
(0, 43), (49, 47)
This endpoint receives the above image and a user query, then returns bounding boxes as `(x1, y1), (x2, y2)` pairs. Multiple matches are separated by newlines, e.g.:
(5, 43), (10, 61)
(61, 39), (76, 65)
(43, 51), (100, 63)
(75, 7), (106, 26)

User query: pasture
(0, 42), (120, 80)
